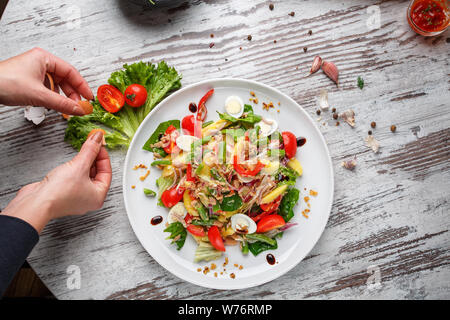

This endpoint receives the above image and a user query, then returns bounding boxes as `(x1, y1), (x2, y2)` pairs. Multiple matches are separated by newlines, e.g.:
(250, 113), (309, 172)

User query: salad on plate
(143, 89), (306, 262)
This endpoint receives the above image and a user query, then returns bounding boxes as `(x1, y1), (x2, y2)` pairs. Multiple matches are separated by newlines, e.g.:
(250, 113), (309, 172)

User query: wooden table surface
(1, 0), (449, 300)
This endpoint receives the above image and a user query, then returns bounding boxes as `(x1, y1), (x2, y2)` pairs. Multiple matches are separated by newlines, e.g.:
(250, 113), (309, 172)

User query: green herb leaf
(220, 194), (243, 212)
(164, 222), (187, 250)
(357, 76), (364, 90)
(278, 187), (300, 222)
(143, 188), (157, 197)
(142, 119), (180, 152)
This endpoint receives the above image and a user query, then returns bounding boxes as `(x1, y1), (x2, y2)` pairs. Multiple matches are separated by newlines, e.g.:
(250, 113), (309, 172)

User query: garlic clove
(322, 61), (339, 86)
(308, 56), (322, 76)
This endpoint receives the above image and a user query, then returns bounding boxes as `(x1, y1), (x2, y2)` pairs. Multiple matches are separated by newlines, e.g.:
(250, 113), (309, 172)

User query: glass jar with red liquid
(407, 0), (449, 36)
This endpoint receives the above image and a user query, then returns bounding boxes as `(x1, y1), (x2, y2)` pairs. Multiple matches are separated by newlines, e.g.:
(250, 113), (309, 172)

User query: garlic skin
(24, 106), (47, 125)
(318, 89), (329, 111)
(322, 61), (339, 86)
(309, 56), (322, 75)
(339, 109), (355, 127)
(365, 135), (380, 153)
(341, 158), (357, 170)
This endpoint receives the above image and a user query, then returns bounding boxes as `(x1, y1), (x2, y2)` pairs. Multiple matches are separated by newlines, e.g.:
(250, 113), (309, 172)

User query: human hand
(0, 47), (93, 116)
(2, 131), (112, 233)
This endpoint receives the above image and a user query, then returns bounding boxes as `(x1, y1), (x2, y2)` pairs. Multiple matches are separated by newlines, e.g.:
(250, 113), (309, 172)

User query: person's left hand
(2, 131), (112, 233)
(0, 47), (93, 116)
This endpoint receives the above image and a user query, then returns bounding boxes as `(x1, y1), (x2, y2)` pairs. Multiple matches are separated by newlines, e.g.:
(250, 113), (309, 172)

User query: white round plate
(123, 79), (334, 289)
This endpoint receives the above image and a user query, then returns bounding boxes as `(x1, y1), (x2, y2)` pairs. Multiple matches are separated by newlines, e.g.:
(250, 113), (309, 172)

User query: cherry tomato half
(97, 84), (125, 113)
(161, 186), (184, 208)
(282, 131), (297, 159)
(163, 125), (180, 154)
(256, 214), (286, 233)
(124, 84), (148, 108)
(187, 224), (205, 237)
(182, 115), (195, 136)
(208, 225), (225, 252)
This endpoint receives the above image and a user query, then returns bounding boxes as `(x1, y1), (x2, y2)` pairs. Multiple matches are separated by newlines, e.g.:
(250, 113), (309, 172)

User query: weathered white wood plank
(1, 0), (449, 299)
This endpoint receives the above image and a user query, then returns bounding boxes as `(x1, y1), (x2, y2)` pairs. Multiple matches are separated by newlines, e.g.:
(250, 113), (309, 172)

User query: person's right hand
(2, 131), (112, 233)
(0, 47), (93, 116)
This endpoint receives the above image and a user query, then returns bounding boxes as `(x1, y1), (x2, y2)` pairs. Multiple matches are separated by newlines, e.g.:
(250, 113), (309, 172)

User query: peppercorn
(368, 130), (372, 135)
(316, 110), (321, 115)
(269, 3), (274, 10)
(371, 121), (376, 128)
(274, 40), (277, 43)
(303, 47), (308, 52)
(331, 107), (336, 113)
(332, 113), (338, 120)
(289, 12), (295, 17)
(391, 125), (397, 132)
(336, 121), (340, 126)
(210, 34), (214, 38)
(247, 35), (252, 41)
(308, 30), (313, 36)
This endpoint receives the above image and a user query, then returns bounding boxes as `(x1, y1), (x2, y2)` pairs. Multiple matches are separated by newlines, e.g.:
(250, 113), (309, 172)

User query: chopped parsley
(357, 76), (364, 90)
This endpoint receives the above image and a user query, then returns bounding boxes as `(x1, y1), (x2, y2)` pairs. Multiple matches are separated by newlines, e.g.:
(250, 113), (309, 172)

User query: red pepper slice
(194, 89), (214, 138)
(260, 195), (282, 212)
(251, 209), (276, 222)
(196, 89), (214, 121)
(163, 125), (180, 154)
(186, 164), (196, 182)
(233, 155), (265, 177)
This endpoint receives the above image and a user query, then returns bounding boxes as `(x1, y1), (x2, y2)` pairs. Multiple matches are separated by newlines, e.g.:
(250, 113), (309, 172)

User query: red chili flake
(209, 42), (215, 48)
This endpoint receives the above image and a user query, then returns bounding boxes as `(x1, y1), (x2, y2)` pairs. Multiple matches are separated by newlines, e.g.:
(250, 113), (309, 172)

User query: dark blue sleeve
(0, 215), (39, 296)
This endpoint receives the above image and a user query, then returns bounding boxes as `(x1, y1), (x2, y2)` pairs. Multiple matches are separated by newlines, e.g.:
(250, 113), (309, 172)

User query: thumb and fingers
(74, 131), (112, 199)
(32, 48), (93, 115)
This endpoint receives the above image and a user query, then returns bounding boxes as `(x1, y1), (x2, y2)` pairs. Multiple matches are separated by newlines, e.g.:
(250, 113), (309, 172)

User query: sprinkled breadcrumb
(139, 170), (150, 181)
(131, 185), (136, 189)
(230, 273), (236, 279)
(309, 190), (318, 196)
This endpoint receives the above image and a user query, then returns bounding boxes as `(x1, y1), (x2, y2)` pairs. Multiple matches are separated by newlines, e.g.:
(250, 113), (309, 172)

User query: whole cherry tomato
(256, 214), (286, 233)
(282, 131), (297, 159)
(124, 84), (148, 107)
(97, 84), (125, 113)
(161, 186), (184, 208)
(182, 115), (195, 136)
(208, 225), (225, 251)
